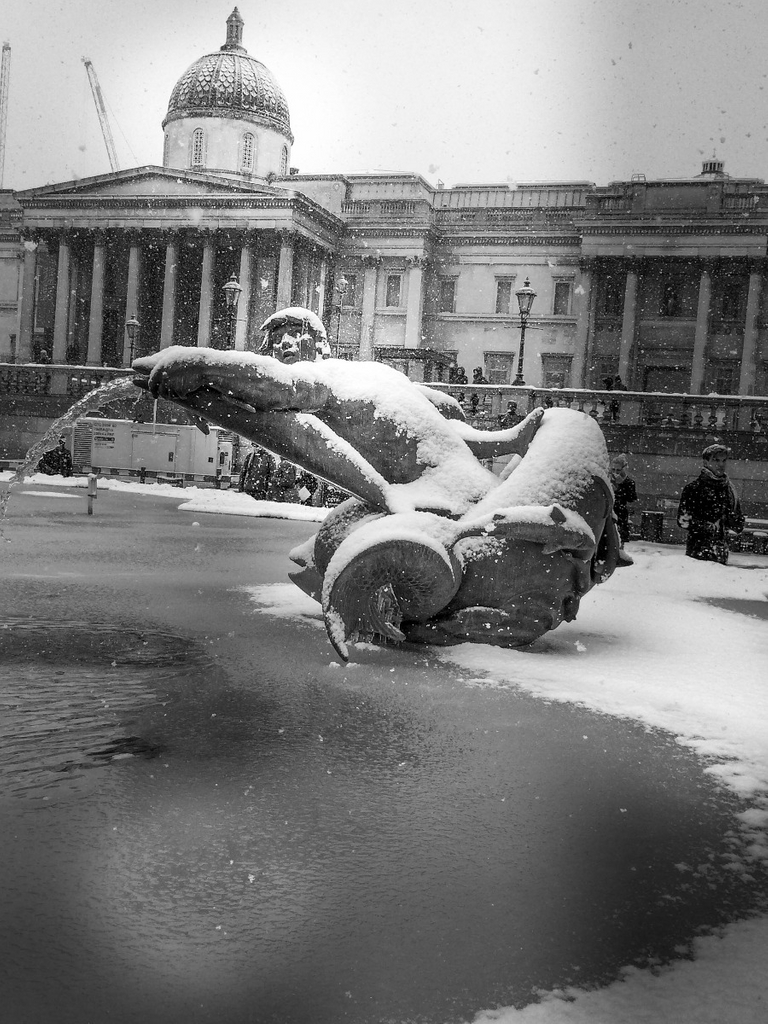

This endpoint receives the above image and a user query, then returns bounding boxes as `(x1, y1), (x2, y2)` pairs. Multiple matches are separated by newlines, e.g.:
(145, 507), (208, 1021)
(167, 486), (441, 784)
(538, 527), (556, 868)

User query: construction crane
(0, 43), (10, 188)
(82, 57), (120, 172)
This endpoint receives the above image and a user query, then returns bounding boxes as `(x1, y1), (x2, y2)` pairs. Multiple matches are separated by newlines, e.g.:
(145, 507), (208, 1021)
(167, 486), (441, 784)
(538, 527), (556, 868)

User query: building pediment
(15, 166), (286, 202)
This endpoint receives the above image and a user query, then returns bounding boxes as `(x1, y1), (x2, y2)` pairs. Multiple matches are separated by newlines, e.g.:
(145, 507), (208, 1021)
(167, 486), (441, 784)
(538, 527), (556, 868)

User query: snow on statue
(132, 307), (628, 660)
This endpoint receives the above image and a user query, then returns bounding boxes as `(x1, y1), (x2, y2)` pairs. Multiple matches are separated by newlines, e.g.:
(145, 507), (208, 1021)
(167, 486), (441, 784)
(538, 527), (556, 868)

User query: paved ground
(0, 484), (761, 1024)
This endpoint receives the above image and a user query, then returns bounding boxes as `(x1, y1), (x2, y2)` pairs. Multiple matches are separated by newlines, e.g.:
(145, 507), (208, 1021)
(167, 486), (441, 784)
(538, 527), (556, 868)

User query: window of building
(706, 360), (739, 396)
(241, 133), (255, 173)
(280, 146), (289, 175)
(385, 274), (402, 307)
(495, 277), (515, 314)
(438, 277), (456, 313)
(162, 132), (170, 166)
(660, 279), (681, 317)
(590, 357), (619, 389)
(602, 276), (626, 315)
(341, 273), (359, 307)
(552, 280), (573, 316)
(541, 353), (573, 388)
(485, 352), (515, 385)
(190, 128), (206, 168)
(719, 280), (746, 320)
(642, 365), (689, 393)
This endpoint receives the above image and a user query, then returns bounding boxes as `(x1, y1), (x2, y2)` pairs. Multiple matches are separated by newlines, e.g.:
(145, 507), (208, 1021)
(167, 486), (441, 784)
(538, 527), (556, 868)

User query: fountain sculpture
(131, 307), (626, 660)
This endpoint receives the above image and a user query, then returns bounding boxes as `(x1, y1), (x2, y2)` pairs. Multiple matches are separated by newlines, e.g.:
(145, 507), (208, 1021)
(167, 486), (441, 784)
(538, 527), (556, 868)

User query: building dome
(162, 8), (293, 142)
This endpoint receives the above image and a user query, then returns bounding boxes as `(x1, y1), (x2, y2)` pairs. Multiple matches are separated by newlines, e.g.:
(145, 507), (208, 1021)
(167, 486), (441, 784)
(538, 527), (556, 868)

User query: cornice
(20, 193), (344, 235)
(582, 222), (768, 237)
(440, 235), (581, 247)
(346, 227), (436, 240)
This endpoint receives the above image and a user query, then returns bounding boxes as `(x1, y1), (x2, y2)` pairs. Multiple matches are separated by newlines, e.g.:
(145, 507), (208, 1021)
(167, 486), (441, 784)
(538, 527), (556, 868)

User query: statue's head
(259, 307), (330, 364)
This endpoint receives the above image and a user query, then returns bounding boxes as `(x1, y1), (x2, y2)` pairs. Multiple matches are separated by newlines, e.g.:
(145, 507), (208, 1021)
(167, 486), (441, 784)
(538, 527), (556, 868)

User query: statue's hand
(132, 348), (213, 400)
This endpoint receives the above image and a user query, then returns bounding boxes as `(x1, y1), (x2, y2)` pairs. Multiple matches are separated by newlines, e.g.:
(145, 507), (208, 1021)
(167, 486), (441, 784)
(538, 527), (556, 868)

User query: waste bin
(640, 510), (665, 542)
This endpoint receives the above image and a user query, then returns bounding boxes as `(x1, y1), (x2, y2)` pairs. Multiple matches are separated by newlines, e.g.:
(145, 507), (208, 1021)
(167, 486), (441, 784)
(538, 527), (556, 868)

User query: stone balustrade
(2, 361), (767, 440)
(429, 383), (768, 436)
(0, 362), (131, 400)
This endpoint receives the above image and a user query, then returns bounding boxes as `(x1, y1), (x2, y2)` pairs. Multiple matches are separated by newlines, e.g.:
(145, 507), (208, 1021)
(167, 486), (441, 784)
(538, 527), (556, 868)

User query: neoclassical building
(3, 9), (768, 397)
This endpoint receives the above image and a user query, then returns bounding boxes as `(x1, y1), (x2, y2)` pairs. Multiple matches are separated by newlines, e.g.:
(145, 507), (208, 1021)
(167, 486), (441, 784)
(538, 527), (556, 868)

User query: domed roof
(163, 8), (292, 140)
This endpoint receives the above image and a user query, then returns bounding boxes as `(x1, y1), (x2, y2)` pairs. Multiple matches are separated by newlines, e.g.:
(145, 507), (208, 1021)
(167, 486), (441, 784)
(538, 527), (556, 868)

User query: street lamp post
(222, 273), (243, 350)
(334, 274), (348, 357)
(125, 316), (140, 363)
(513, 277), (536, 386)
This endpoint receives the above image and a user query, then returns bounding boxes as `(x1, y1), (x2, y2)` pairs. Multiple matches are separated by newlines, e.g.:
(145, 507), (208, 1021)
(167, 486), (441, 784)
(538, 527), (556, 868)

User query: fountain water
(0, 376), (138, 527)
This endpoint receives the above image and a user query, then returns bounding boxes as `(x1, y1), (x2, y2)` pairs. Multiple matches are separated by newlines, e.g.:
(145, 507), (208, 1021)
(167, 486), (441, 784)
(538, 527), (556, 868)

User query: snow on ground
(1, 472), (329, 522)
(5, 471), (768, 1022)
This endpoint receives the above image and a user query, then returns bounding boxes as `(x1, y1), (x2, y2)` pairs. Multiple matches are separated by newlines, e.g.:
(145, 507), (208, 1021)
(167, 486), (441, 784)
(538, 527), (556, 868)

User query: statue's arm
(133, 347), (331, 411)
(166, 388), (394, 511)
(448, 407), (545, 459)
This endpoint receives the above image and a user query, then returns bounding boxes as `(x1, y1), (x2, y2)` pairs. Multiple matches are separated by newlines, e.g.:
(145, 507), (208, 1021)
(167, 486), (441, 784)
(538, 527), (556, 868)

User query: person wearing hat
(609, 454), (637, 546)
(676, 444), (744, 564)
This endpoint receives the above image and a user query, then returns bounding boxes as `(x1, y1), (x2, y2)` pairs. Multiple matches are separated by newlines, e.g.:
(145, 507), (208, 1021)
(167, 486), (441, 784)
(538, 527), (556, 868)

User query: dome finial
(221, 7), (246, 53)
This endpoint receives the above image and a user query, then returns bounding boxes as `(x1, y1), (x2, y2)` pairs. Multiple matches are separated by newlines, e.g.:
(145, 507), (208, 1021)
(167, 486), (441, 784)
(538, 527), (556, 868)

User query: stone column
(160, 236), (179, 349)
(404, 255), (426, 348)
(617, 261), (638, 382)
(359, 256), (380, 361)
(276, 231), (294, 308)
(17, 238), (38, 363)
(570, 260), (593, 387)
(197, 234), (216, 348)
(690, 261), (713, 394)
(234, 237), (252, 351)
(122, 234), (142, 365)
(86, 231), (106, 365)
(52, 233), (72, 363)
(738, 261), (763, 395)
(316, 256), (328, 321)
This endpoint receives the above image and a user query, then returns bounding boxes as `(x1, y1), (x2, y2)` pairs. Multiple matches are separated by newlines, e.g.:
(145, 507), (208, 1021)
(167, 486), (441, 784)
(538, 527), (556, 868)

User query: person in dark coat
(610, 454), (638, 546)
(676, 444), (744, 564)
(38, 437), (72, 477)
(238, 445), (275, 499)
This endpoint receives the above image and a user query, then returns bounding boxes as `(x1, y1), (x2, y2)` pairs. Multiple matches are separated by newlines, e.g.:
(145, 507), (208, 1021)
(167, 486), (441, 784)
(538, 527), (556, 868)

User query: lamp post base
(512, 374), (526, 386)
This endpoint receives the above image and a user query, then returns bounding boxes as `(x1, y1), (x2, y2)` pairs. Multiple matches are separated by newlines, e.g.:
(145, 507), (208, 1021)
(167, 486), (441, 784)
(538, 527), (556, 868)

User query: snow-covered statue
(133, 307), (624, 660)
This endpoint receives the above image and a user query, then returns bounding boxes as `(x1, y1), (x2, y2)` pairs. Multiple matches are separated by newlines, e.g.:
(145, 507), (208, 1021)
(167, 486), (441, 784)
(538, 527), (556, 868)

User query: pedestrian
(602, 376), (614, 391)
(610, 454), (638, 546)
(265, 456), (301, 503)
(500, 401), (521, 428)
(472, 367), (488, 384)
(613, 374), (628, 391)
(38, 437), (72, 477)
(454, 366), (468, 385)
(676, 444), (744, 564)
(238, 445), (274, 499)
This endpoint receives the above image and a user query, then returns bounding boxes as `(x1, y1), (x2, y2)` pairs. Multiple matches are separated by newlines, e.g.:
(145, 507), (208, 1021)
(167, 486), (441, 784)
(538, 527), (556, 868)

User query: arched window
(280, 145), (288, 176)
(241, 132), (255, 173)
(162, 132), (170, 166)
(190, 128), (206, 169)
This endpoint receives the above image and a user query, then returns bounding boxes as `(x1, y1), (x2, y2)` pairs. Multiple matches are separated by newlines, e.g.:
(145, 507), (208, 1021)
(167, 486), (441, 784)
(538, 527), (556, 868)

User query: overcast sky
(4, 0), (768, 191)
